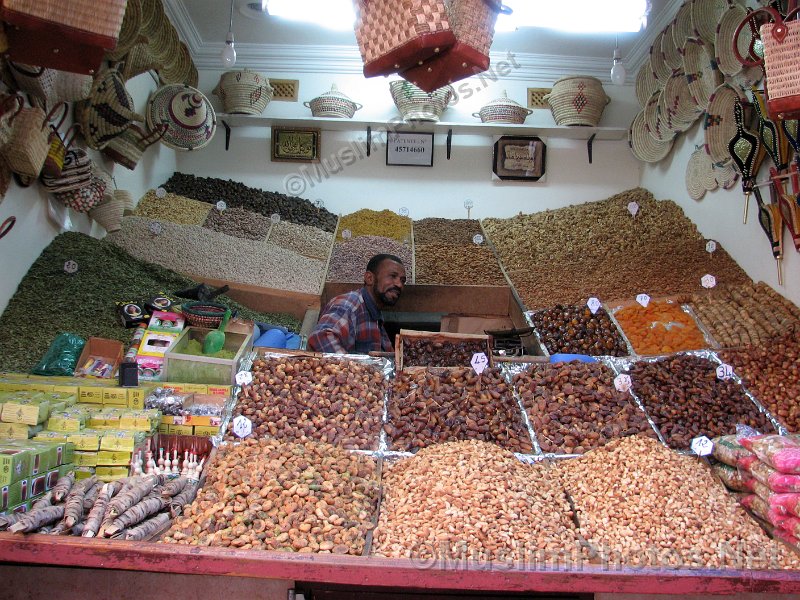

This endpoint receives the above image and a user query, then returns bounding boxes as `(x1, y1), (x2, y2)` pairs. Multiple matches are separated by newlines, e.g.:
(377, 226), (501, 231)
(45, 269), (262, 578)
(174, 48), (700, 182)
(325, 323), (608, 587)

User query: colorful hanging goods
(728, 98), (766, 224)
(41, 122), (80, 179)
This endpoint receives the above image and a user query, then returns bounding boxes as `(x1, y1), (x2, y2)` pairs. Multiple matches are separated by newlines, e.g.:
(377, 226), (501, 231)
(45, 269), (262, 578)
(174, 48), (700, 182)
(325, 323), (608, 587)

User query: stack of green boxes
(0, 439), (74, 515)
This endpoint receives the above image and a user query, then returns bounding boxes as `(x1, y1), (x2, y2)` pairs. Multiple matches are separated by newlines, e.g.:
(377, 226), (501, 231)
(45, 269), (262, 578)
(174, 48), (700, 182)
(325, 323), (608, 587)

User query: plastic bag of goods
(747, 458), (800, 493)
(739, 434), (800, 474)
(769, 493), (800, 518)
(712, 462), (751, 492)
(712, 434), (753, 467)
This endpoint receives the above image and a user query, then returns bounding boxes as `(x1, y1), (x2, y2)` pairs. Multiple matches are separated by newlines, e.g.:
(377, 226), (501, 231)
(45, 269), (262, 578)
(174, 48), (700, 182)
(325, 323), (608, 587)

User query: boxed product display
(0, 447), (31, 486)
(396, 329), (493, 370)
(74, 337), (124, 379)
(136, 355), (166, 382)
(137, 331), (180, 357)
(164, 327), (252, 385)
(147, 310), (185, 334)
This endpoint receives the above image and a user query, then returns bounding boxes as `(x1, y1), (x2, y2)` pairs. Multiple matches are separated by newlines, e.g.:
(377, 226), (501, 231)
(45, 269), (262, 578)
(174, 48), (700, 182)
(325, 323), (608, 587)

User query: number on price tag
(691, 435), (714, 457)
(716, 363), (734, 380)
(587, 297), (601, 314)
(270, 213), (281, 224)
(235, 371), (253, 386)
(470, 352), (489, 375)
(627, 201), (639, 217)
(701, 274), (716, 289)
(614, 374), (632, 393)
(399, 207), (409, 217)
(464, 199), (474, 209)
(155, 187), (167, 198)
(472, 233), (484, 245)
(149, 221), (163, 235)
(342, 229), (352, 240)
(636, 294), (650, 308)
(232, 415), (252, 438)
(63, 260), (78, 274)
(706, 240), (717, 254)
(216, 201), (227, 212)
(314, 200), (324, 209)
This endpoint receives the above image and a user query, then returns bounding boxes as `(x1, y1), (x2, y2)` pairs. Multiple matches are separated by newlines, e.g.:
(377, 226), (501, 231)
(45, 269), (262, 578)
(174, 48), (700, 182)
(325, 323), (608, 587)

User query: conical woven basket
(544, 76), (609, 126)
(115, 189), (136, 215)
(213, 69), (273, 115)
(89, 193), (125, 232)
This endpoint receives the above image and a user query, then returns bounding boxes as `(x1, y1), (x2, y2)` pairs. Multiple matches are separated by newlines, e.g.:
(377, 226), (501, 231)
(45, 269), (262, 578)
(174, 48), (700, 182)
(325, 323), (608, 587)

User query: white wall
(640, 119), (800, 307)
(0, 73), (176, 314)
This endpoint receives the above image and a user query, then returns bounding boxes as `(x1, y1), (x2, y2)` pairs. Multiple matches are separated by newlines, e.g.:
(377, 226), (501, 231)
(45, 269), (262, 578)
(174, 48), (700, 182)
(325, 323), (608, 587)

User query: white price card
(701, 274), (717, 289)
(155, 187), (167, 198)
(716, 363), (734, 380)
(636, 293), (651, 308)
(587, 297), (602, 314)
(706, 240), (717, 254)
(149, 221), (163, 235)
(232, 415), (252, 438)
(470, 352), (489, 375)
(216, 201), (227, 211)
(627, 201), (640, 217)
(342, 229), (352, 239)
(270, 213), (281, 224)
(464, 199), (474, 209)
(614, 374), (632, 393)
(472, 233), (484, 245)
(399, 207), (409, 217)
(691, 435), (714, 457)
(63, 260), (79, 274)
(235, 371), (253, 386)
(314, 200), (324, 209)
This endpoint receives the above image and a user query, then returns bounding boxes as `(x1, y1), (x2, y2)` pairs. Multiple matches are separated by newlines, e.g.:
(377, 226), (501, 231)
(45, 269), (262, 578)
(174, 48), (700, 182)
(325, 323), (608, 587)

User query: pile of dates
(531, 304), (629, 356)
(402, 337), (489, 367)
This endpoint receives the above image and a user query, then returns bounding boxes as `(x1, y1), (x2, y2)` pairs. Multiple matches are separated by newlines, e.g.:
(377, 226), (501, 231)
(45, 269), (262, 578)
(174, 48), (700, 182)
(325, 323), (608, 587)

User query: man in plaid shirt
(308, 254), (406, 354)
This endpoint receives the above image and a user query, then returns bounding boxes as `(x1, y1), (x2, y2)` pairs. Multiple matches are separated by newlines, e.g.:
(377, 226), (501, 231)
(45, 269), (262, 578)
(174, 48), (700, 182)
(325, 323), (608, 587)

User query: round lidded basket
(544, 76), (609, 126)
(472, 90), (533, 124)
(304, 84), (362, 118)
(147, 83), (216, 151)
(389, 80), (454, 122)
(213, 69), (273, 115)
(180, 301), (228, 328)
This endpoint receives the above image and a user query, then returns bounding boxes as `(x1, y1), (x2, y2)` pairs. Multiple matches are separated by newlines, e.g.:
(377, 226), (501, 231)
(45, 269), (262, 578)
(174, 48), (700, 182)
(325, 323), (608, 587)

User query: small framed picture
(386, 131), (434, 167)
(492, 135), (546, 181)
(271, 127), (321, 162)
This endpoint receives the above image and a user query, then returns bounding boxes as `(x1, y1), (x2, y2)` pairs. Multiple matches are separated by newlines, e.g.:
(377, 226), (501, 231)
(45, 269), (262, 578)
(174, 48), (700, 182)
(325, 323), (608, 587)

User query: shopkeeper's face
(367, 260), (406, 307)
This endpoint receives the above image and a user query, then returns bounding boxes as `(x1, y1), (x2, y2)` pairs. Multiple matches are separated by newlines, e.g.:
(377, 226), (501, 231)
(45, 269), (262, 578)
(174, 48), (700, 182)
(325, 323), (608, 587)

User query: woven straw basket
(180, 301), (228, 328)
(544, 76), (610, 126)
(304, 84), (362, 118)
(89, 192), (125, 232)
(213, 69), (273, 115)
(390, 80), (454, 122)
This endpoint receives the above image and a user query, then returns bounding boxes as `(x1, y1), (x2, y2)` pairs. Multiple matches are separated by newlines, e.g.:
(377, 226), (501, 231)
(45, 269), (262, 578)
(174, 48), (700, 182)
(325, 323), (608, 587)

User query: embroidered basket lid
(146, 84), (216, 151)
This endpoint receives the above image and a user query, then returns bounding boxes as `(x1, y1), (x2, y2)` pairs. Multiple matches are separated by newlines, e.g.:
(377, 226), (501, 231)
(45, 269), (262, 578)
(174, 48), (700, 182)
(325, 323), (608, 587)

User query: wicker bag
(400, 0), (512, 92)
(89, 191), (125, 232)
(1, 102), (67, 177)
(353, 0), (457, 77)
(41, 122), (80, 179)
(0, 95), (24, 150)
(41, 147), (93, 193)
(213, 69), (273, 115)
(102, 123), (167, 170)
(53, 172), (106, 213)
(733, 6), (800, 120)
(8, 63), (56, 107)
(180, 302), (229, 328)
(544, 76), (610, 126)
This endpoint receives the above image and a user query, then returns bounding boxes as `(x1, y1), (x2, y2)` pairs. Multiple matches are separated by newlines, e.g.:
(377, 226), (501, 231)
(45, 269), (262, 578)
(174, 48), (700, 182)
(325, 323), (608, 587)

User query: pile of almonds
(513, 362), (656, 454)
(372, 440), (579, 563)
(162, 438), (379, 554)
(386, 367), (533, 453)
(414, 244), (507, 286)
(628, 354), (774, 450)
(224, 356), (386, 450)
(557, 435), (800, 568)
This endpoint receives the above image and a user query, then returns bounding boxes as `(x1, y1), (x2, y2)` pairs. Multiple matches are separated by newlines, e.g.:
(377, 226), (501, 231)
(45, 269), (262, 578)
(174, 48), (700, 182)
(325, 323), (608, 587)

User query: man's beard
(375, 284), (401, 306)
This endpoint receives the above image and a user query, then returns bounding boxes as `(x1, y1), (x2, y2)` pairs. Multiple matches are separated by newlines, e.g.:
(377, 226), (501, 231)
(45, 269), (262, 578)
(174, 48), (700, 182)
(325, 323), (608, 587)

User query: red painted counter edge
(2, 534), (800, 594)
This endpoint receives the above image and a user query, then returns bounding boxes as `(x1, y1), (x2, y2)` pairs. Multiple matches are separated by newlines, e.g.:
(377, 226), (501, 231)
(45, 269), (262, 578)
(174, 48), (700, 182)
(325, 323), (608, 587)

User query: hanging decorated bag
(80, 66), (145, 150)
(0, 95), (24, 150)
(1, 0), (127, 75)
(102, 123), (167, 170)
(353, 0), (457, 78)
(41, 146), (93, 193)
(400, 0), (512, 92)
(1, 101), (68, 177)
(41, 123), (81, 179)
(733, 6), (800, 120)
(8, 62), (56, 107)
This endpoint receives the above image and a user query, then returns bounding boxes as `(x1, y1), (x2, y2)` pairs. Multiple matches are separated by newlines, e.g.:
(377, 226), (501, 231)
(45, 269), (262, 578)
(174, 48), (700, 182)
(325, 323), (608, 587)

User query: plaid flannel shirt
(307, 287), (392, 354)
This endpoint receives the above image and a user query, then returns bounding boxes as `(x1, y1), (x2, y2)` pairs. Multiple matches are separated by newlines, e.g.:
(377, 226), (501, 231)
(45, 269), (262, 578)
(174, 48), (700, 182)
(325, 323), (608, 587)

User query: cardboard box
(67, 430), (103, 452)
(181, 394), (225, 427)
(102, 387), (129, 406)
(148, 310), (185, 334)
(0, 478), (28, 510)
(78, 387), (104, 404)
(0, 422), (40, 439)
(127, 388), (146, 410)
(75, 467), (96, 480)
(193, 425), (222, 437)
(118, 410), (159, 432)
(396, 329), (493, 371)
(137, 330), (180, 357)
(74, 337), (124, 379)
(74, 451), (98, 467)
(168, 424), (194, 436)
(165, 327), (252, 385)
(96, 450), (132, 466)
(157, 423), (170, 435)
(58, 463), (75, 478)
(1, 396), (51, 425)
(96, 466), (128, 481)
(136, 355), (165, 382)
(13, 442), (56, 475)
(0, 447), (31, 486)
(46, 409), (87, 432)
(99, 430), (144, 452)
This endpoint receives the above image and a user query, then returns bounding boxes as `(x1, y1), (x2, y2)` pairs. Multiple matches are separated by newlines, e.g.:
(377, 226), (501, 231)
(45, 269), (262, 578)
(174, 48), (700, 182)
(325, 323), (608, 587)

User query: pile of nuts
(413, 218), (483, 245)
(414, 244), (507, 286)
(612, 300), (709, 355)
(513, 362), (656, 454)
(224, 357), (386, 450)
(386, 367), (533, 453)
(336, 209), (412, 243)
(372, 439), (579, 563)
(627, 354), (774, 449)
(558, 435), (800, 568)
(690, 282), (800, 347)
(530, 304), (629, 356)
(326, 236), (413, 283)
(402, 337), (489, 368)
(720, 330), (800, 432)
(162, 438), (379, 554)
(134, 190), (212, 225)
(203, 206), (272, 241)
(267, 220), (334, 260)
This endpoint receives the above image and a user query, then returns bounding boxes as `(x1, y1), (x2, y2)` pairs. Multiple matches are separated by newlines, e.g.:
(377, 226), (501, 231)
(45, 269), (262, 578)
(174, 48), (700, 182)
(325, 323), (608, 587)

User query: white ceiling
(166, 0), (680, 83)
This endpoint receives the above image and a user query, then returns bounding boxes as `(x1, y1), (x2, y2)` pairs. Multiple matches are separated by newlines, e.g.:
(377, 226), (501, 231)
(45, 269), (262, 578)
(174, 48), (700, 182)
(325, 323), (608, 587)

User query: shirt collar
(360, 287), (383, 322)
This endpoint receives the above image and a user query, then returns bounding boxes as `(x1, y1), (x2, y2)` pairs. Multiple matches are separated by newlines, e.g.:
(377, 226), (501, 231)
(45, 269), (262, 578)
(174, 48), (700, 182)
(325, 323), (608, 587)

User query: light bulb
(220, 31), (236, 67)
(610, 47), (626, 85)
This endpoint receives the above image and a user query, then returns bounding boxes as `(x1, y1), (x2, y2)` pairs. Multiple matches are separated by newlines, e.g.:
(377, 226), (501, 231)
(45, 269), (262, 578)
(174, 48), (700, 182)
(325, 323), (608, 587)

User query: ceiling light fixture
(611, 35), (626, 85)
(220, 0), (237, 67)
(496, 0), (648, 33)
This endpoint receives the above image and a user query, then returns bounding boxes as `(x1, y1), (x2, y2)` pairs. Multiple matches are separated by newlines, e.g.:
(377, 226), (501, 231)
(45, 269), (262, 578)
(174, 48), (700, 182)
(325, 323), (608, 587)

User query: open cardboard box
(74, 337), (124, 379)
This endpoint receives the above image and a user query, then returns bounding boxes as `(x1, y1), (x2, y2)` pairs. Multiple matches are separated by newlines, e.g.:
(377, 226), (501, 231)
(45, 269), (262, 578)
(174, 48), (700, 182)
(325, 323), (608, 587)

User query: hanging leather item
(728, 98), (766, 223)
(754, 184), (785, 284)
(753, 87), (791, 171)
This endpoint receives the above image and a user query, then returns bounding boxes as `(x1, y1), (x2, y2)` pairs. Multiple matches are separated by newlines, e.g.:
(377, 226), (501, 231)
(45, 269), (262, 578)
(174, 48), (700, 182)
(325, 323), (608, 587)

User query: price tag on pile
(691, 435), (714, 457)
(314, 200), (324, 209)
(342, 229), (352, 240)
(614, 374), (632, 393)
(464, 199), (474, 209)
(472, 233), (484, 245)
(627, 201), (639, 217)
(270, 213), (281, 224)
(706, 240), (717, 255)
(235, 370), (253, 386)
(701, 274), (716, 289)
(155, 187), (167, 198)
(716, 363), (734, 380)
(232, 415), (252, 438)
(63, 260), (79, 274)
(149, 221), (163, 236)
(636, 293), (650, 308)
(399, 207), (409, 217)
(216, 201), (227, 212)
(470, 352), (489, 375)
(587, 297), (601, 314)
